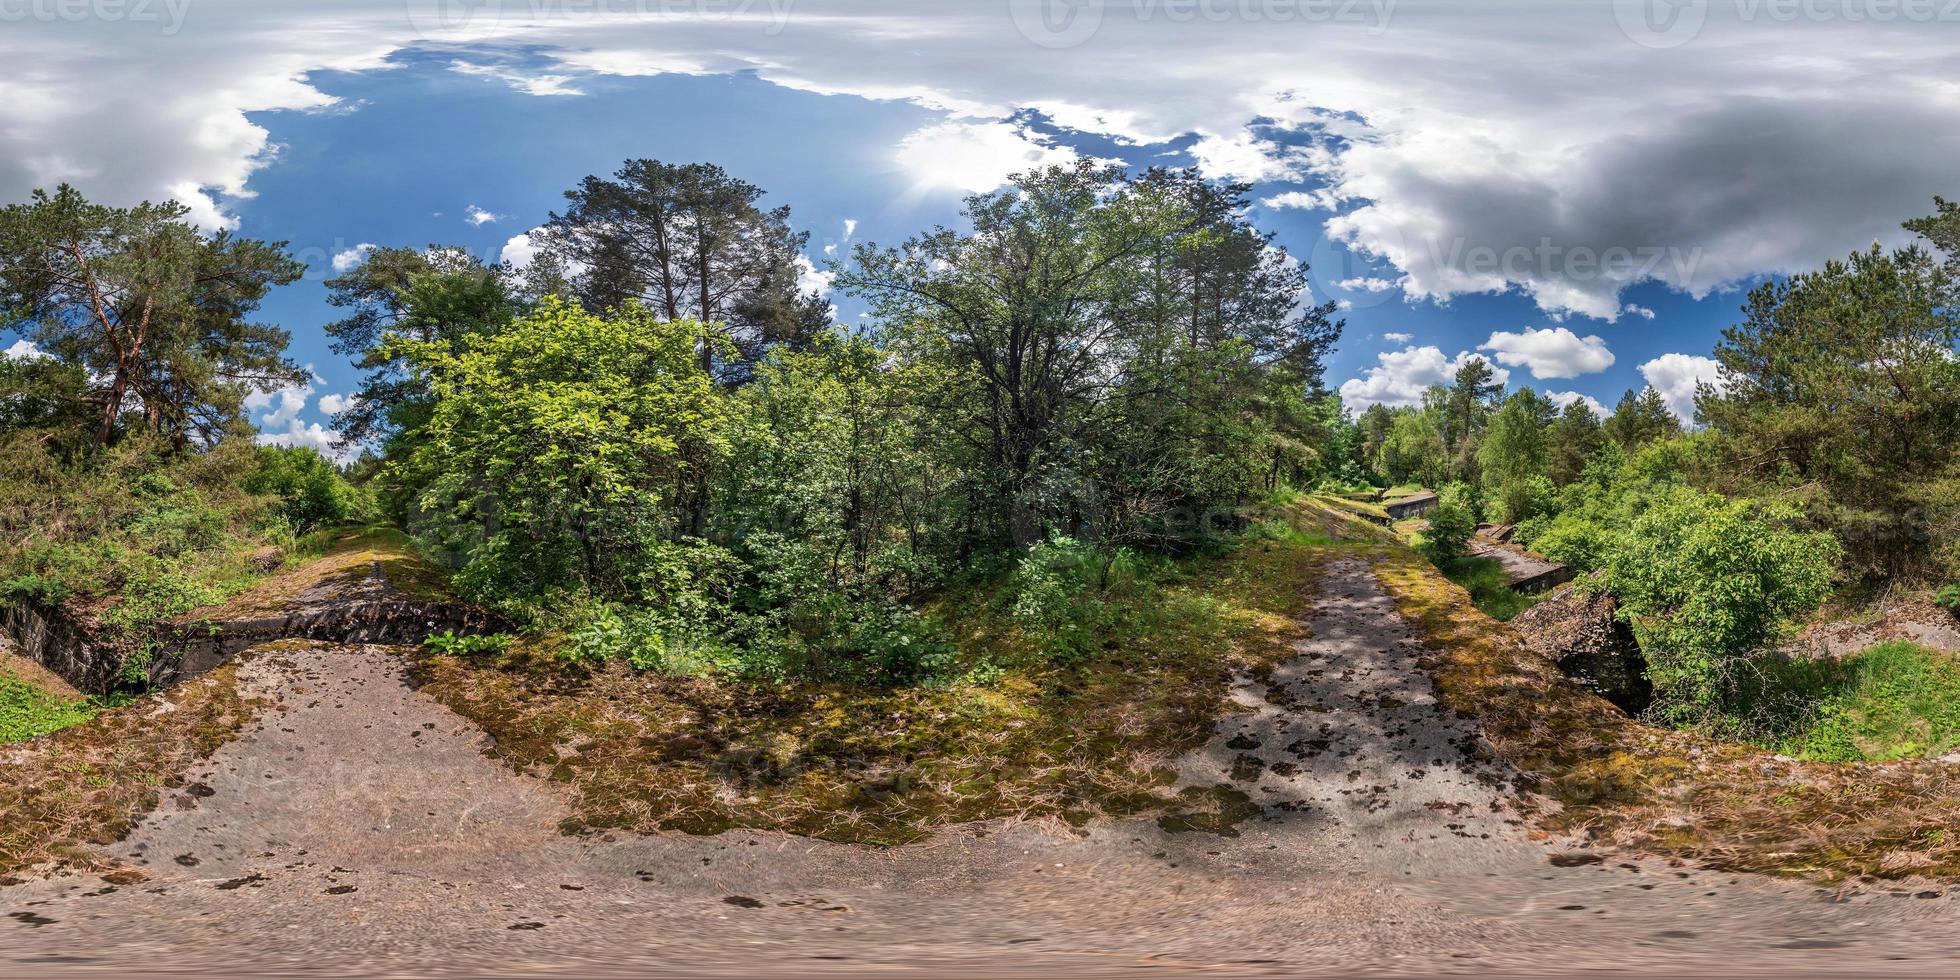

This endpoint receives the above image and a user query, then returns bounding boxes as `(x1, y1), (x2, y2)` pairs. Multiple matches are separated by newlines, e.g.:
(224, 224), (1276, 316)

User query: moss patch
(0, 663), (257, 877)
(410, 510), (1335, 845)
(0, 668), (98, 743)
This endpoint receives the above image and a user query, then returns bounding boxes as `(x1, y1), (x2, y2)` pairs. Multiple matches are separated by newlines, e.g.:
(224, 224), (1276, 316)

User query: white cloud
(1263, 190), (1334, 211)
(1337, 276), (1397, 293)
(842, 218), (858, 239)
(1639, 353), (1726, 423)
(245, 373), (353, 461)
(449, 60), (585, 97)
(1189, 131), (1313, 183)
(1338, 346), (1510, 412)
(317, 392), (358, 416)
(793, 253), (834, 297)
(500, 230), (541, 269)
(245, 378), (312, 431)
(258, 420), (353, 463)
(1382, 332), (1413, 344)
(1545, 390), (1610, 418)
(894, 121), (1077, 193)
(0, 2), (1955, 321)
(1623, 304), (1657, 320)
(4, 339), (47, 361)
(330, 242), (375, 273)
(465, 205), (502, 227)
(1478, 326), (1615, 380)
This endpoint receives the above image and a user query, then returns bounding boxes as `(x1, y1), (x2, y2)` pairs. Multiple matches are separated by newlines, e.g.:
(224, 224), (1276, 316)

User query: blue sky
(4, 3), (1956, 455)
(233, 48), (1750, 450)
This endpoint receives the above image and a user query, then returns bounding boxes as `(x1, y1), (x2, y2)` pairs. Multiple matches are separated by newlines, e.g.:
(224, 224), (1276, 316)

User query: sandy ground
(3, 558), (1958, 977)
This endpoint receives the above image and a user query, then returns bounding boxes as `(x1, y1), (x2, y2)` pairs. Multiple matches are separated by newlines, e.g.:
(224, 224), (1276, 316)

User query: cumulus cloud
(1544, 389), (1610, 418)
(793, 253), (835, 297)
(1263, 189), (1335, 211)
(894, 121), (1078, 193)
(259, 420), (353, 462)
(317, 392), (358, 416)
(1478, 326), (1615, 380)
(4, 339), (47, 361)
(1382, 332), (1412, 343)
(1189, 131), (1313, 183)
(1337, 276), (1397, 293)
(1623, 304), (1656, 320)
(245, 379), (312, 430)
(1338, 346), (1509, 412)
(244, 373), (354, 460)
(500, 230), (541, 269)
(1639, 353), (1726, 423)
(465, 205), (502, 227)
(0, 2), (1954, 319)
(331, 242), (376, 273)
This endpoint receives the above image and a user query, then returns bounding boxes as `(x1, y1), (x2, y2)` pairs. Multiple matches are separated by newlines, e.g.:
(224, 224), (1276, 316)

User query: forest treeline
(3, 162), (1959, 738)
(0, 162), (1343, 685)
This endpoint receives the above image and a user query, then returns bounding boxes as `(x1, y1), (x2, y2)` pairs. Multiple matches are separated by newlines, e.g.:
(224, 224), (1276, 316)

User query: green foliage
(421, 630), (513, 658)
(1419, 483), (1478, 562)
(0, 184), (305, 450)
(1006, 536), (1140, 664)
(1774, 642), (1960, 762)
(1699, 229), (1960, 582)
(1604, 387), (1681, 450)
(0, 671), (97, 743)
(0, 433), (291, 686)
(1936, 584), (1960, 616)
(1605, 486), (1840, 724)
(1434, 555), (1542, 622)
(394, 296), (734, 600)
(245, 446), (361, 532)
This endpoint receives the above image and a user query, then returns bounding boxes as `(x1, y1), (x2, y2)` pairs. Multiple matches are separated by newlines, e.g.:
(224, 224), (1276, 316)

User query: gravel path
(3, 558), (1958, 976)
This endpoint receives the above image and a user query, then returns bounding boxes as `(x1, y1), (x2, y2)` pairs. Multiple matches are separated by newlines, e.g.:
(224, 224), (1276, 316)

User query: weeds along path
(3, 560), (1959, 976)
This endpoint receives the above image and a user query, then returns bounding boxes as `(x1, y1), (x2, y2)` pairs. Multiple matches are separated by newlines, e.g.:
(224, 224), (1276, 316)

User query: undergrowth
(0, 669), (97, 743)
(410, 504), (1340, 845)
(1772, 642), (1960, 763)
(1434, 555), (1542, 622)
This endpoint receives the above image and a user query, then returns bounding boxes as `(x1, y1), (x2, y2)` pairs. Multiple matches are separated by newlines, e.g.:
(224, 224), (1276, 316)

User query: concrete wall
(2, 598), (510, 696)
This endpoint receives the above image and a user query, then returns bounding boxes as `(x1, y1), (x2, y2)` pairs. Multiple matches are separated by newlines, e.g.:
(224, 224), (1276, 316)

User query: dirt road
(3, 558), (1956, 976)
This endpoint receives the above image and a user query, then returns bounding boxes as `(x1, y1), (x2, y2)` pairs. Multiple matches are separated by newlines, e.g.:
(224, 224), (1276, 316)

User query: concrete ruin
(1383, 491), (1439, 520)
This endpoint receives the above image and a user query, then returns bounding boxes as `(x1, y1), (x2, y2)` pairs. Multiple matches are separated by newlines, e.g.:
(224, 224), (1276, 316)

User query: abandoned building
(1383, 491), (1439, 520)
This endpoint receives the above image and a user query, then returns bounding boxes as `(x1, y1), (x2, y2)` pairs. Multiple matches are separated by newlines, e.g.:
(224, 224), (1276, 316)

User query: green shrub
(1606, 487), (1840, 725)
(1419, 483), (1478, 563)
(422, 630), (513, 658)
(1775, 642), (1960, 762)
(1007, 535), (1138, 663)
(245, 446), (360, 532)
(1936, 584), (1960, 617)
